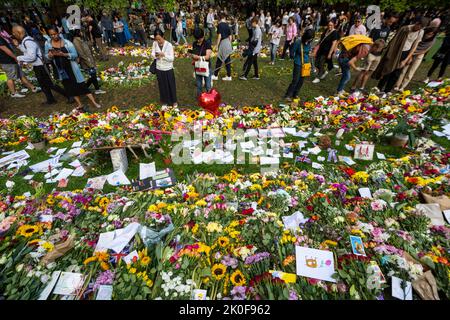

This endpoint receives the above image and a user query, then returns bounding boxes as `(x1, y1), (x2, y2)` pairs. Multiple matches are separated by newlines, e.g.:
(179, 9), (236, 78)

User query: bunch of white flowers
(160, 271), (194, 298)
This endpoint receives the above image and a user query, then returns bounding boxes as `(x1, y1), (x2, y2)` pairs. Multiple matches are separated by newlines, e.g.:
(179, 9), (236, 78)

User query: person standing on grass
(191, 28), (212, 97)
(0, 31), (39, 98)
(282, 11), (289, 34)
(151, 29), (177, 107)
(349, 17), (367, 36)
(394, 26), (438, 91)
(175, 16), (187, 46)
(268, 20), (283, 65)
(280, 17), (297, 60)
(246, 12), (255, 41)
(265, 12), (272, 36)
(311, 20), (339, 84)
(101, 12), (114, 47)
(206, 8), (215, 42)
(240, 17), (261, 81)
(314, 10), (321, 33)
(13, 25), (68, 105)
(284, 29), (314, 101)
(44, 27), (102, 110)
(130, 12), (147, 47)
(113, 16), (126, 47)
(259, 10), (266, 34)
(72, 29), (106, 95)
(212, 12), (233, 82)
(373, 16), (428, 94)
(424, 26), (449, 83)
(86, 14), (108, 61)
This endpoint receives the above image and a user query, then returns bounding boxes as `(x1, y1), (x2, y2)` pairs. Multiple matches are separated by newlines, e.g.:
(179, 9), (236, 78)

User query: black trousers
(156, 68), (177, 105)
(243, 54), (259, 78)
(85, 68), (100, 90)
(135, 29), (147, 47)
(285, 63), (305, 98)
(378, 50), (410, 93)
(33, 65), (67, 103)
(247, 28), (253, 42)
(281, 39), (293, 59)
(214, 56), (231, 77)
(427, 56), (449, 78)
(171, 28), (177, 43)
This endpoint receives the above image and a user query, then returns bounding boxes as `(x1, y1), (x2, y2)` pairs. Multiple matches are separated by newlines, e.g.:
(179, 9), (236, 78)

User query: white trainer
(319, 71), (329, 79)
(211, 75), (219, 81)
(222, 76), (232, 81)
(312, 78), (320, 84)
(11, 92), (26, 98)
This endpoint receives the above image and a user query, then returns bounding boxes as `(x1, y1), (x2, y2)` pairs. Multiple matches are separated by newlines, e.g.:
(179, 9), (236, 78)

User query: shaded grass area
(0, 33), (447, 118)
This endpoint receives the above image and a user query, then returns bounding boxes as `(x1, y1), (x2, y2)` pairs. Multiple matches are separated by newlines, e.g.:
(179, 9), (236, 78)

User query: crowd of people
(0, 3), (449, 109)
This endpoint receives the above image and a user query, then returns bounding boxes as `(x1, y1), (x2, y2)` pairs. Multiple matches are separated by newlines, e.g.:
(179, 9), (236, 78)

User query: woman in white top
(175, 17), (187, 45)
(113, 16), (126, 47)
(282, 12), (289, 33)
(265, 13), (272, 35)
(259, 10), (265, 33)
(269, 20), (283, 65)
(151, 29), (177, 107)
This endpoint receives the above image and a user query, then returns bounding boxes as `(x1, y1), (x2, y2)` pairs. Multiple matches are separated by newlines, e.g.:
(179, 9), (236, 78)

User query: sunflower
(141, 256), (151, 266)
(217, 236), (229, 248)
(211, 263), (227, 280)
(99, 197), (110, 208)
(16, 225), (40, 238)
(230, 270), (246, 286)
(357, 125), (366, 133)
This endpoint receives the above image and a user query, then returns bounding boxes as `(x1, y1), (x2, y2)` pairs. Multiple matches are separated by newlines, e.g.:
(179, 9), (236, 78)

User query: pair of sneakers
(312, 71), (329, 83)
(212, 75), (232, 81)
(239, 76), (260, 80)
(11, 86), (41, 98)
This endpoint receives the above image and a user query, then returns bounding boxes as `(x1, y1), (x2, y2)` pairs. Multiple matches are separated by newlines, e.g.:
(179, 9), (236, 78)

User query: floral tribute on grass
(0, 81), (448, 300)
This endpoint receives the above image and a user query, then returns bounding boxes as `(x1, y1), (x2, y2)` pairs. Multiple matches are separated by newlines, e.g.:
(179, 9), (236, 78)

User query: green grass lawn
(0, 30), (447, 117)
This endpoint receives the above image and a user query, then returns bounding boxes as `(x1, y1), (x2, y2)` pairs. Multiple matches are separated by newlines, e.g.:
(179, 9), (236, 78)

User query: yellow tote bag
(300, 43), (311, 77)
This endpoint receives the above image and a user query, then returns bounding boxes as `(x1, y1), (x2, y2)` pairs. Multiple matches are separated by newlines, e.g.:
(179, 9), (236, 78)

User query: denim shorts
(1, 63), (24, 80)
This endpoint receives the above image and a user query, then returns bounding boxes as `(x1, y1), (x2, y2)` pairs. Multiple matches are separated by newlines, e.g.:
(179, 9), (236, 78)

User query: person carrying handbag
(191, 28), (212, 97)
(284, 30), (314, 101)
(72, 29), (105, 95)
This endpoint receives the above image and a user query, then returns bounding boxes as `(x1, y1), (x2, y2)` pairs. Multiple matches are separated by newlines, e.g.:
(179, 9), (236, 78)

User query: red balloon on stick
(198, 89), (221, 116)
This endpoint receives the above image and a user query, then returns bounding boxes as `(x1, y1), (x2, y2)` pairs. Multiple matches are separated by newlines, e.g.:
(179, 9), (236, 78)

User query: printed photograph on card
(354, 142), (374, 160)
(295, 246), (336, 282)
(350, 235), (366, 256)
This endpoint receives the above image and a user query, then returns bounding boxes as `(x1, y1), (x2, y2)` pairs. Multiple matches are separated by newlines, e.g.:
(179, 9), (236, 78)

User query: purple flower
(288, 289), (299, 300)
(244, 252), (270, 265)
(230, 286), (247, 300)
(221, 255), (238, 269)
(93, 270), (115, 291)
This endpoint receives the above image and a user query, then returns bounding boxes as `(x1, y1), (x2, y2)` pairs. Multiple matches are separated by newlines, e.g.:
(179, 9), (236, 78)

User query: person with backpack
(44, 26), (102, 110)
(12, 25), (66, 104)
(336, 35), (373, 94)
(1, 28), (40, 98)
(72, 29), (106, 95)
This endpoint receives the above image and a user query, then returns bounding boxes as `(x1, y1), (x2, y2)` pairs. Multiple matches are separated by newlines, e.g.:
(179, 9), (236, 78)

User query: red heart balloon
(198, 89), (221, 116)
